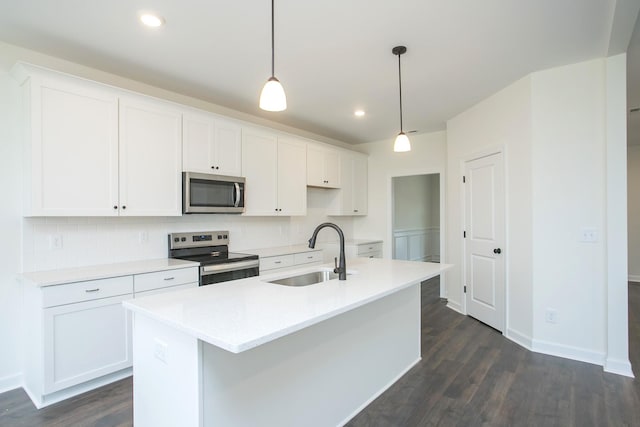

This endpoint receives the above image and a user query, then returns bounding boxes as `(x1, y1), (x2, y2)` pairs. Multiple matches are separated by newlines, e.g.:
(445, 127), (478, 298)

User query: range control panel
(168, 231), (229, 250)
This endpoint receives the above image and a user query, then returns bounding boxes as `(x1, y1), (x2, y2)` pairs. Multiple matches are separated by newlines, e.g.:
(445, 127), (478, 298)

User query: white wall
(0, 69), (24, 391)
(0, 42), (356, 391)
(629, 145), (640, 282)
(446, 56), (631, 375)
(530, 59), (607, 363)
(354, 132), (447, 259)
(446, 76), (533, 343)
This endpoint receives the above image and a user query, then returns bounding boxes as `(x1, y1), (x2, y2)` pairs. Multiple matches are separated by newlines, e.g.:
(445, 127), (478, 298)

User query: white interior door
(464, 152), (505, 332)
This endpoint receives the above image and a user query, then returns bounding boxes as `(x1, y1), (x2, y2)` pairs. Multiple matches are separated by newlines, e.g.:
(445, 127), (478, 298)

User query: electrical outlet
(139, 231), (149, 244)
(49, 234), (63, 250)
(154, 339), (168, 363)
(581, 227), (598, 243)
(545, 309), (558, 324)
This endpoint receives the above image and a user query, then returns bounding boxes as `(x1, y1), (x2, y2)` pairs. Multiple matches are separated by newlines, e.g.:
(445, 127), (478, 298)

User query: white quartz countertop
(21, 258), (200, 287)
(240, 244), (322, 258)
(123, 258), (452, 354)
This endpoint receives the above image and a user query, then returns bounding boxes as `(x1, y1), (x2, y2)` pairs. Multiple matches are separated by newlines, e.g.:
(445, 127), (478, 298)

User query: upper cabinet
(13, 64), (182, 217)
(118, 96), (182, 216)
(307, 144), (341, 188)
(329, 151), (368, 216)
(182, 112), (242, 176)
(242, 128), (306, 216)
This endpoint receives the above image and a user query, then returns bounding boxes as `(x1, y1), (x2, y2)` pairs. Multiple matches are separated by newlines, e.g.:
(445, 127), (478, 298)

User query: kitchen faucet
(308, 222), (347, 280)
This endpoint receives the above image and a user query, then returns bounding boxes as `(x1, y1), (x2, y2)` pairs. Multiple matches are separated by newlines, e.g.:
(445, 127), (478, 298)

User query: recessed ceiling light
(354, 110), (365, 117)
(140, 13), (165, 28)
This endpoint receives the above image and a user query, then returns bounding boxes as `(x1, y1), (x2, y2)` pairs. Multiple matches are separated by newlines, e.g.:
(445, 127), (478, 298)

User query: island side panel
(132, 313), (202, 427)
(201, 283), (421, 427)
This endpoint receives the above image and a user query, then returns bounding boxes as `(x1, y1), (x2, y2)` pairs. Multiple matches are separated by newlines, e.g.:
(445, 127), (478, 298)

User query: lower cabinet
(23, 265), (198, 408)
(43, 294), (132, 394)
(259, 249), (323, 275)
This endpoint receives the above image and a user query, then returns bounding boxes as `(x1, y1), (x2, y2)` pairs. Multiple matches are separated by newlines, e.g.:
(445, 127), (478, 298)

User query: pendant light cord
(397, 52), (403, 133)
(271, 0), (275, 77)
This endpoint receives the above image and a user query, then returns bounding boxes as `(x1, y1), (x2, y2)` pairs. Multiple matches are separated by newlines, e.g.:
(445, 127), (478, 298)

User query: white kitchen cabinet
(322, 240), (383, 262)
(183, 111), (242, 176)
(118, 96), (182, 216)
(15, 69), (120, 216)
(307, 144), (341, 188)
(242, 128), (306, 216)
(258, 248), (323, 274)
(22, 262), (199, 408)
(13, 64), (182, 217)
(43, 293), (132, 394)
(329, 151), (368, 216)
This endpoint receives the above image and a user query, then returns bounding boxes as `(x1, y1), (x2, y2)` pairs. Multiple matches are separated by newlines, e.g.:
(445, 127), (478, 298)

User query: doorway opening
(391, 174), (440, 263)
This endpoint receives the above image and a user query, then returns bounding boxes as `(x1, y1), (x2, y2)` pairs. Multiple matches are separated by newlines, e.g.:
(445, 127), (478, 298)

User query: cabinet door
(213, 119), (242, 176)
(306, 145), (326, 187)
(352, 153), (368, 215)
(323, 149), (341, 188)
(27, 75), (119, 216)
(119, 96), (182, 216)
(183, 113), (241, 177)
(277, 138), (307, 216)
(182, 111), (214, 174)
(242, 129), (278, 215)
(43, 294), (132, 394)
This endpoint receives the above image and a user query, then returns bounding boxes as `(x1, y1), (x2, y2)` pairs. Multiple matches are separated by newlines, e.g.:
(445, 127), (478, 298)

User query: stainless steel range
(168, 231), (259, 286)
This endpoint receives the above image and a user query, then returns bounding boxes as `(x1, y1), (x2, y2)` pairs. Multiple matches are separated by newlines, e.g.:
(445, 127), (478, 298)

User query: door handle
(493, 248), (502, 254)
(233, 183), (241, 208)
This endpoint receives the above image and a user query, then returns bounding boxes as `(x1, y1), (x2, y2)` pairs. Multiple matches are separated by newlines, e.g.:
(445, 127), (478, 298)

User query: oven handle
(201, 259), (260, 275)
(233, 183), (241, 208)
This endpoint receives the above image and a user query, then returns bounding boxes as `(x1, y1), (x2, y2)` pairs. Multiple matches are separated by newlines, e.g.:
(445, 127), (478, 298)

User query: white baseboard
(629, 274), (640, 283)
(604, 358), (635, 378)
(506, 328), (532, 350)
(446, 300), (463, 314)
(531, 339), (605, 367)
(0, 372), (22, 394)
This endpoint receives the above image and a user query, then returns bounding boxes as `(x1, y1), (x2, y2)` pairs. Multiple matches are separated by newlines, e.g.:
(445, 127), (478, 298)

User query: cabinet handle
(307, 256), (313, 259)
(354, 209), (358, 212)
(164, 277), (175, 281)
(85, 288), (100, 293)
(274, 261), (282, 264)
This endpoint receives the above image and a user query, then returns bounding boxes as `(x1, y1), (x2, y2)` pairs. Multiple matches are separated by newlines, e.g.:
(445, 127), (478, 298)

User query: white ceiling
(0, 0), (637, 144)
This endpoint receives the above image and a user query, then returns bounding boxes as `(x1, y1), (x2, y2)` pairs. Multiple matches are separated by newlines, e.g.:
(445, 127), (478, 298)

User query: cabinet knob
(113, 205), (118, 210)
(493, 248), (502, 254)
(122, 206), (127, 210)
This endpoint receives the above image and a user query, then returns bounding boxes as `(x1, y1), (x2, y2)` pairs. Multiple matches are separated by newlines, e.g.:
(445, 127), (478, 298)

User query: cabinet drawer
(260, 255), (294, 271)
(357, 242), (382, 256)
(42, 276), (134, 308)
(294, 251), (323, 265)
(134, 267), (198, 293)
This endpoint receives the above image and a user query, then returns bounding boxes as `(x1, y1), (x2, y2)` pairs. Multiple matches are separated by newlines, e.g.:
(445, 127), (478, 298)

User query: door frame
(460, 145), (508, 334)
(387, 168), (446, 298)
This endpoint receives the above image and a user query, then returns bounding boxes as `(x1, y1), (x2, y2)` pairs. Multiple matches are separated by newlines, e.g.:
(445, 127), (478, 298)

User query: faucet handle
(334, 257), (338, 273)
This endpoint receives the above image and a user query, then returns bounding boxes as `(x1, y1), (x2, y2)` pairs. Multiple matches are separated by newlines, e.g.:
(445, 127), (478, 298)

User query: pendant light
(259, 0), (287, 111)
(392, 46), (411, 152)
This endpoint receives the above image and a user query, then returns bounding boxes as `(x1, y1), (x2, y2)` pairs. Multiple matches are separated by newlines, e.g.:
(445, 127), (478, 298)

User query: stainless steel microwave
(182, 172), (245, 214)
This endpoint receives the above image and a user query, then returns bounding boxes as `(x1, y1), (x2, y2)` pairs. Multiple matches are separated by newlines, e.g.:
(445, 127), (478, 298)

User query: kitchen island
(124, 258), (451, 427)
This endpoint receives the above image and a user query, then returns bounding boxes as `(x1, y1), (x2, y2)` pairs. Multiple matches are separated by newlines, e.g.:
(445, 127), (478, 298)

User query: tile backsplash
(23, 188), (353, 272)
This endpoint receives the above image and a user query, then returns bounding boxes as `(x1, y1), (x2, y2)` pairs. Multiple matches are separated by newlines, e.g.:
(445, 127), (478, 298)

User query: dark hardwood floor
(2, 278), (640, 426)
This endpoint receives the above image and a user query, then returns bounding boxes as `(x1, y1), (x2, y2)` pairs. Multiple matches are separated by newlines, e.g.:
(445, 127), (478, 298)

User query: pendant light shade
(260, 77), (287, 111)
(392, 46), (411, 152)
(260, 0), (286, 111)
(394, 132), (411, 152)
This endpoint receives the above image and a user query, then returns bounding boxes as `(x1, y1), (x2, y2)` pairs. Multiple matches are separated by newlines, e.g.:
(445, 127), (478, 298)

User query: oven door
(200, 260), (259, 286)
(183, 172), (245, 214)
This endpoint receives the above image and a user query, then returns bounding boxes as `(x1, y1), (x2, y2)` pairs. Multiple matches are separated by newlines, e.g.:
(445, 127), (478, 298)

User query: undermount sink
(267, 270), (349, 287)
